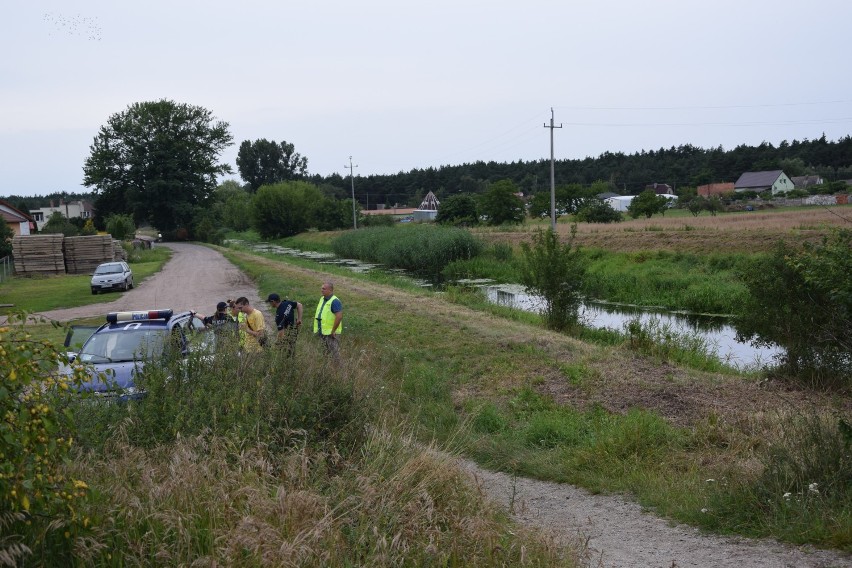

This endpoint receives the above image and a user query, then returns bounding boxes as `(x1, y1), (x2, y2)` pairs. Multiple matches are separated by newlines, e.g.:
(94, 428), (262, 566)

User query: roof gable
(418, 191), (440, 211)
(735, 170), (784, 189)
(0, 200), (34, 223)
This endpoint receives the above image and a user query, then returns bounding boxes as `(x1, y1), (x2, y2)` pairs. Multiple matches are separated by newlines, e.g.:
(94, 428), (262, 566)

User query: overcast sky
(2, 0), (850, 197)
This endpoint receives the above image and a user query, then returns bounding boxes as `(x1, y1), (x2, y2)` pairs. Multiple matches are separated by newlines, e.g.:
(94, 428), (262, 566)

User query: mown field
(478, 205), (852, 254)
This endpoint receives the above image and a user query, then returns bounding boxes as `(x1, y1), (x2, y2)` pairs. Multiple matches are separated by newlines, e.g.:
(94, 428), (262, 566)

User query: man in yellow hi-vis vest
(314, 281), (342, 360)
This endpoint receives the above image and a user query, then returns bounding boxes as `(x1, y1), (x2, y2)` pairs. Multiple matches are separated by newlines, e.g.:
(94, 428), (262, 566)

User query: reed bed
(331, 224), (483, 279)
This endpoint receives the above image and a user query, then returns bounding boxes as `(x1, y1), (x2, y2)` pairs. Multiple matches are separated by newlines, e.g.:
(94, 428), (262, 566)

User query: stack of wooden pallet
(64, 235), (115, 274)
(12, 234), (66, 275)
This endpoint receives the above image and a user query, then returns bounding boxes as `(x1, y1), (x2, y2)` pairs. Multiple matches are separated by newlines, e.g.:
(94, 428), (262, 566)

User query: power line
(555, 99), (852, 111)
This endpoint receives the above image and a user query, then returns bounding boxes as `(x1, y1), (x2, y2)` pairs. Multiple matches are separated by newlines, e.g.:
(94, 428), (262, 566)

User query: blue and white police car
(61, 309), (207, 399)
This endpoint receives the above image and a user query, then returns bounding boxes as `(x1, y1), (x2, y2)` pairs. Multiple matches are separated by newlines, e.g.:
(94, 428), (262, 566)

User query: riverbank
(223, 246), (852, 552)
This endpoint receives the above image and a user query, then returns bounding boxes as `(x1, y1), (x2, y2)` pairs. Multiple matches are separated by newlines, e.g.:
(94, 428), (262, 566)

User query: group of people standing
(201, 281), (343, 360)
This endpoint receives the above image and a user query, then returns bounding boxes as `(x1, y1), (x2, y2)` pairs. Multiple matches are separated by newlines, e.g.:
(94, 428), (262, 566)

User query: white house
(734, 171), (794, 196)
(30, 199), (95, 231)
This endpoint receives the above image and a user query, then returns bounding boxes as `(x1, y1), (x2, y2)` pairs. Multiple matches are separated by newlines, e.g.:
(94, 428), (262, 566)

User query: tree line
(3, 99), (851, 240)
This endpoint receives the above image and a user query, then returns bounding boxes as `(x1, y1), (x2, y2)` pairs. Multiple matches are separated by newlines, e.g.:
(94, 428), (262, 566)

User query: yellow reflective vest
(313, 295), (342, 336)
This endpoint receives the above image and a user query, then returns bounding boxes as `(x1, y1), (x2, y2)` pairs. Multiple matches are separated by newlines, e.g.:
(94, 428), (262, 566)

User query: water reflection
(481, 283), (780, 369)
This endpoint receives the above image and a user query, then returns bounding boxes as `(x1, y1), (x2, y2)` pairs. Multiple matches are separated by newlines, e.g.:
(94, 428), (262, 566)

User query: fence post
(0, 255), (11, 283)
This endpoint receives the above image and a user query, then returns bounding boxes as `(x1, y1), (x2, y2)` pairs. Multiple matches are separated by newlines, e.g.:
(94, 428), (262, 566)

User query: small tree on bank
(736, 229), (851, 386)
(519, 226), (586, 331)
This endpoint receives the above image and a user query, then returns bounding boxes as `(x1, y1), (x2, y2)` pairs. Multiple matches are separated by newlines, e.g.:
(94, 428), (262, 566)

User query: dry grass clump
(67, 426), (576, 566)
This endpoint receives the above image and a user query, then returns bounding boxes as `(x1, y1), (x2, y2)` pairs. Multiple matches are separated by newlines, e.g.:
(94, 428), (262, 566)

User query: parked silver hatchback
(90, 261), (133, 294)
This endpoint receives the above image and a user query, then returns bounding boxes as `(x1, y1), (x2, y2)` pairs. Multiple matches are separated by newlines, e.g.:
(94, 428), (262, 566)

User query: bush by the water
(331, 224), (484, 279)
(736, 228), (851, 386)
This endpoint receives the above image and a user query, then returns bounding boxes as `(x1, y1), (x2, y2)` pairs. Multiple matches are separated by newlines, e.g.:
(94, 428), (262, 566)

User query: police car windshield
(80, 329), (167, 363)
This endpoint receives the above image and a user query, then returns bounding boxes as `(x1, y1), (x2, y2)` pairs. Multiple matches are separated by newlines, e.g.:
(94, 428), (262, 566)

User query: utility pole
(543, 108), (562, 231)
(345, 156), (358, 229)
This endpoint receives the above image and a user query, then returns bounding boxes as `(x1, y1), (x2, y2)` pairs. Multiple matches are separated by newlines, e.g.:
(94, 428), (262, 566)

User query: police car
(61, 309), (206, 399)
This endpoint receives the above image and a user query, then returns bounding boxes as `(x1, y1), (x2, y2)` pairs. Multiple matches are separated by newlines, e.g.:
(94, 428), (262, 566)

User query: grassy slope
(223, 246), (851, 550)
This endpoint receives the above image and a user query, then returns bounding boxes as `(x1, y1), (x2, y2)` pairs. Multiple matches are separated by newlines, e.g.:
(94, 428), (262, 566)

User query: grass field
(479, 205), (852, 253)
(3, 209), (850, 563)
(0, 246), (171, 315)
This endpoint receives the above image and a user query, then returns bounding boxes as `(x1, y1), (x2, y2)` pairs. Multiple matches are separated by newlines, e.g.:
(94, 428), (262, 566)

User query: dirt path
(24, 242), (270, 327)
(22, 243), (851, 567)
(459, 461), (848, 568)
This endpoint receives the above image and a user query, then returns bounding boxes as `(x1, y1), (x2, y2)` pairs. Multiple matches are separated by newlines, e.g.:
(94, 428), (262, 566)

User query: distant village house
(30, 199), (95, 231)
(790, 175), (824, 189)
(645, 183), (674, 195)
(734, 170), (794, 196)
(0, 200), (36, 236)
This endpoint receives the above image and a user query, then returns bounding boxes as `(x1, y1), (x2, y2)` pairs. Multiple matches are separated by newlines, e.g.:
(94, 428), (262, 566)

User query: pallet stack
(64, 235), (115, 274)
(12, 234), (66, 276)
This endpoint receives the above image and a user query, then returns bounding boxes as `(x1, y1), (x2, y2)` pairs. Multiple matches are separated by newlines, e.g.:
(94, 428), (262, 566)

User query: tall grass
(582, 249), (750, 314)
(331, 225), (483, 280)
(46, 336), (576, 566)
(65, 429), (574, 566)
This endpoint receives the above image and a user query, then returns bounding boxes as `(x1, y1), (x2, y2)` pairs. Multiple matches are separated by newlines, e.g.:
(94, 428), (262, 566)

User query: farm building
(605, 195), (635, 212)
(734, 171), (794, 195)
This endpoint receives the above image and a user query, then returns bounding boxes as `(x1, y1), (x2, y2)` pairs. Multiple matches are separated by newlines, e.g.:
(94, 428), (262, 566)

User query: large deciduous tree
(436, 193), (478, 226)
(236, 139), (308, 191)
(480, 180), (525, 226)
(252, 181), (350, 238)
(83, 100), (233, 233)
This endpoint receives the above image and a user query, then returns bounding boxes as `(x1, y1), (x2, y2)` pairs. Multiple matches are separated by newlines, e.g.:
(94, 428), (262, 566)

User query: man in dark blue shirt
(267, 293), (303, 357)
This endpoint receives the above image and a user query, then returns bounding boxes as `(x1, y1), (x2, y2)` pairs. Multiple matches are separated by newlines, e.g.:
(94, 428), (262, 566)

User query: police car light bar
(106, 309), (173, 324)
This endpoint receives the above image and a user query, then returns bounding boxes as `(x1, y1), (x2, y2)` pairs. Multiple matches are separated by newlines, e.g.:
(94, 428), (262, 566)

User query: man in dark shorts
(267, 293), (303, 357)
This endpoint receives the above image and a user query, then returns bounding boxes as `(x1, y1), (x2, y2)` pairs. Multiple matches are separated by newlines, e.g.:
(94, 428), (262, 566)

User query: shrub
(0, 317), (93, 563)
(105, 213), (136, 240)
(0, 217), (13, 258)
(436, 194), (479, 226)
(736, 229), (851, 386)
(576, 200), (622, 223)
(40, 211), (79, 236)
(519, 226), (585, 331)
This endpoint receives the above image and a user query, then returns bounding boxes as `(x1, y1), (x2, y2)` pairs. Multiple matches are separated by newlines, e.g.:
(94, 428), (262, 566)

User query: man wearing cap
(267, 292), (303, 358)
(203, 301), (232, 327)
(204, 301), (239, 347)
